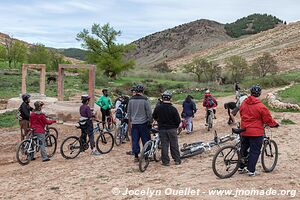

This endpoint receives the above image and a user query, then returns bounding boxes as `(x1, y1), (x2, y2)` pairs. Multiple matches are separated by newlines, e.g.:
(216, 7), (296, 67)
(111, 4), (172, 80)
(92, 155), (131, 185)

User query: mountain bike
(115, 115), (129, 146)
(180, 129), (239, 159)
(139, 128), (161, 172)
(60, 120), (114, 159)
(212, 126), (278, 179)
(16, 128), (57, 165)
(206, 108), (214, 131)
(105, 111), (117, 131)
(177, 118), (193, 135)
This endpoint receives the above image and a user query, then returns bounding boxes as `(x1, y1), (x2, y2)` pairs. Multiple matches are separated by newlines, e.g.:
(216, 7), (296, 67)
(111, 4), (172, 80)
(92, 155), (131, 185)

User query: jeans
(33, 133), (48, 161)
(186, 117), (193, 133)
(131, 122), (151, 156)
(159, 128), (181, 164)
(240, 136), (264, 173)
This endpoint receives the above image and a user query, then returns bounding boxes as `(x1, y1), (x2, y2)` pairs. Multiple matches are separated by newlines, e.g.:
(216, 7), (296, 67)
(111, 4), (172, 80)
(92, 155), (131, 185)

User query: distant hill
(126, 19), (233, 68)
(225, 14), (283, 38)
(57, 48), (86, 61)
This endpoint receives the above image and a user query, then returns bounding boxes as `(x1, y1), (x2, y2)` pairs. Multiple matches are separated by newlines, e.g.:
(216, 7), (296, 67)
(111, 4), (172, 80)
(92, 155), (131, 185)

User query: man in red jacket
(30, 101), (56, 162)
(239, 85), (279, 176)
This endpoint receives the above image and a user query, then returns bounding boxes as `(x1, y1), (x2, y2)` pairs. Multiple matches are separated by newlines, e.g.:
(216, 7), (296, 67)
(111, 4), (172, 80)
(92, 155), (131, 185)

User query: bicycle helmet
(81, 95), (91, 103)
(21, 93), (31, 102)
(130, 86), (137, 92)
(250, 85), (262, 97)
(205, 89), (210, 94)
(34, 101), (44, 111)
(135, 84), (144, 93)
(161, 91), (172, 101)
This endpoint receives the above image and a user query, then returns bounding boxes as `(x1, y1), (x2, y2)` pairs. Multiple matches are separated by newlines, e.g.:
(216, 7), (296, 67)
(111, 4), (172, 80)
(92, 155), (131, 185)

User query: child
(18, 93), (33, 141)
(30, 101), (56, 162)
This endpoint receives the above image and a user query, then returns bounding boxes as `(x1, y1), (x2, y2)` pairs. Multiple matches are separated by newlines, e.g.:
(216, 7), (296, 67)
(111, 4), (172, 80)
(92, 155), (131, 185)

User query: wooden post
(21, 64), (27, 94)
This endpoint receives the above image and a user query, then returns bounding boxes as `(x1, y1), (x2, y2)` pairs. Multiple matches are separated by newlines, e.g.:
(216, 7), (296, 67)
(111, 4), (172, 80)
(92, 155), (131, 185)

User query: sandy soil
(0, 92), (299, 200)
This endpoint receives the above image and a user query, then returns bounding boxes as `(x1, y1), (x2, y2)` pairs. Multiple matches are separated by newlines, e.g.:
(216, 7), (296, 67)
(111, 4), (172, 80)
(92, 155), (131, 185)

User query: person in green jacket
(96, 89), (113, 128)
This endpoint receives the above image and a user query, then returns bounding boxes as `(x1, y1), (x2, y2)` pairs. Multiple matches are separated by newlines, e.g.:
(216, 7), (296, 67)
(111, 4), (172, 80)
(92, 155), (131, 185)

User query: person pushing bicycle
(239, 85), (279, 176)
(202, 89), (217, 126)
(29, 101), (56, 162)
(80, 95), (101, 156)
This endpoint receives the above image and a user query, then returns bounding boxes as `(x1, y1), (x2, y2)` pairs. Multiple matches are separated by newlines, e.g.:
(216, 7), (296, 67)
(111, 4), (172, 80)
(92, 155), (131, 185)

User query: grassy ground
(0, 111), (18, 128)
(281, 118), (296, 125)
(278, 84), (300, 105)
(261, 99), (300, 113)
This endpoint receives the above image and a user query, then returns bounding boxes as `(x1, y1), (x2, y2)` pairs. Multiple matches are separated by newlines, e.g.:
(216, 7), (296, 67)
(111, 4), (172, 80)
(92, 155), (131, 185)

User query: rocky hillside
(167, 21), (300, 72)
(127, 19), (233, 67)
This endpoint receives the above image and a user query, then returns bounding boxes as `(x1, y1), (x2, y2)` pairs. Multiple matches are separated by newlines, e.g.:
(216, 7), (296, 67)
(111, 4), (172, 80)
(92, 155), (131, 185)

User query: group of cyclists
(17, 83), (279, 177)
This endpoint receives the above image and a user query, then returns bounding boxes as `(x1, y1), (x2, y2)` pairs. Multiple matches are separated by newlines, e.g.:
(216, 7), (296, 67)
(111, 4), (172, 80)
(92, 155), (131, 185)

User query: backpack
(206, 96), (215, 107)
(116, 104), (125, 120)
(16, 106), (23, 120)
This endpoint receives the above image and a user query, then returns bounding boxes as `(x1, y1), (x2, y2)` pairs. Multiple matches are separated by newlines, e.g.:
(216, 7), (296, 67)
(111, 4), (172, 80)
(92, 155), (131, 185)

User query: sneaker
(31, 157), (36, 161)
(42, 158), (50, 162)
(214, 116), (217, 119)
(134, 157), (139, 163)
(126, 151), (133, 155)
(205, 123), (208, 126)
(175, 161), (181, 165)
(91, 150), (101, 156)
(238, 167), (248, 174)
(162, 162), (170, 166)
(247, 171), (256, 177)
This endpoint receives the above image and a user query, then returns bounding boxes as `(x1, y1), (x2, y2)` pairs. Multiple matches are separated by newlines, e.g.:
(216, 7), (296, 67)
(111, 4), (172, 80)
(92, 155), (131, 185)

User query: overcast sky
(0, 0), (299, 48)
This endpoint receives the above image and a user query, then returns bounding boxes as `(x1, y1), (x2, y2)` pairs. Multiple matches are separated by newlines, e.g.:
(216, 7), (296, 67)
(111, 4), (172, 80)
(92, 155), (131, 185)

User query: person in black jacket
(18, 93), (33, 141)
(152, 91), (181, 166)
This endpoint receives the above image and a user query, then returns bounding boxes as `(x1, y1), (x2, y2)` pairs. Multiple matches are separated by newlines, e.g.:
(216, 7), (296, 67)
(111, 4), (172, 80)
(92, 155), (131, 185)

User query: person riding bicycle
(239, 85), (279, 176)
(80, 95), (101, 156)
(153, 91), (181, 166)
(127, 84), (152, 162)
(96, 89), (113, 129)
(18, 93), (33, 141)
(29, 101), (56, 162)
(181, 95), (197, 134)
(202, 89), (217, 126)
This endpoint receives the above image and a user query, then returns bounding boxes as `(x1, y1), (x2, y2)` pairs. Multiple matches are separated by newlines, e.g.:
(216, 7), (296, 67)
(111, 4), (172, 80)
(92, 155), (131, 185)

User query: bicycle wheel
(45, 134), (57, 157)
(60, 136), (81, 159)
(114, 126), (122, 146)
(212, 145), (240, 179)
(261, 139), (278, 172)
(96, 132), (114, 154)
(154, 141), (161, 162)
(207, 112), (213, 131)
(106, 120), (117, 132)
(139, 140), (153, 172)
(48, 127), (59, 139)
(16, 139), (31, 165)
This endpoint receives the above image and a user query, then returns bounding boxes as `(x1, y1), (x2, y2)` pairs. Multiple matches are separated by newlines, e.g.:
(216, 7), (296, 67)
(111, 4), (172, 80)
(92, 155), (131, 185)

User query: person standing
(96, 89), (113, 129)
(153, 91), (181, 166)
(30, 101), (56, 162)
(18, 93), (33, 141)
(182, 95), (197, 134)
(80, 95), (101, 156)
(239, 85), (279, 176)
(234, 82), (241, 99)
(127, 84), (152, 162)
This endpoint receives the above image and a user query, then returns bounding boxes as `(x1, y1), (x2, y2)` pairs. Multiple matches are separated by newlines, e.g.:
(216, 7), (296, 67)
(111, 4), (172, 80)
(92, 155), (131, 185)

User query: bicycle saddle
(232, 128), (246, 134)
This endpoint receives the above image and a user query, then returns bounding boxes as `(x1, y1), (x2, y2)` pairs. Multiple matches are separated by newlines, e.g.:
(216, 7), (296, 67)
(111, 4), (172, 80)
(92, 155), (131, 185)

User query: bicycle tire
(208, 113), (213, 131)
(180, 147), (205, 159)
(16, 139), (31, 165)
(177, 127), (183, 135)
(45, 134), (57, 157)
(96, 132), (114, 154)
(261, 139), (278, 172)
(48, 127), (59, 139)
(212, 145), (240, 179)
(154, 141), (161, 162)
(60, 136), (81, 159)
(139, 140), (153, 172)
(106, 122), (117, 132)
(114, 126), (122, 146)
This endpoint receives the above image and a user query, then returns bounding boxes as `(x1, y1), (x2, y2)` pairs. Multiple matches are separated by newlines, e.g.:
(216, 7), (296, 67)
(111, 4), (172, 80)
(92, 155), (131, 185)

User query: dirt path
(0, 91), (299, 200)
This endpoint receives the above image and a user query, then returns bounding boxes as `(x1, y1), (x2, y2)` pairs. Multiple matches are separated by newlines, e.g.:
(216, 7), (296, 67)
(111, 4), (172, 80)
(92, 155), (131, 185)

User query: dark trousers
(240, 136), (264, 173)
(131, 122), (150, 156)
(101, 108), (110, 122)
(80, 120), (95, 149)
(160, 128), (181, 164)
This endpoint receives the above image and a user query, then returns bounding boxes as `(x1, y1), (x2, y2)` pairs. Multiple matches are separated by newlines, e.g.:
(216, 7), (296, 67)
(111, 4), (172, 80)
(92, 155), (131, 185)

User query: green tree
(0, 45), (6, 62)
(49, 49), (64, 71)
(252, 52), (278, 77)
(28, 43), (51, 66)
(76, 23), (135, 78)
(10, 41), (27, 68)
(225, 55), (249, 82)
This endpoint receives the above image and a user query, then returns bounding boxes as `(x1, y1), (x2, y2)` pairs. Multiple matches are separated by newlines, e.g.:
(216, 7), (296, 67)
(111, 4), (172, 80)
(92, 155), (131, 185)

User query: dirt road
(0, 93), (299, 200)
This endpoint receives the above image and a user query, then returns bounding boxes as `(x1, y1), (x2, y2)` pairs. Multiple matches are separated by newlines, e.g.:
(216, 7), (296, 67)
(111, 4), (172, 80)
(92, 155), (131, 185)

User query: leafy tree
(252, 52), (278, 77)
(49, 49), (64, 71)
(0, 45), (6, 61)
(225, 55), (249, 82)
(28, 43), (51, 66)
(76, 23), (135, 78)
(11, 41), (27, 68)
